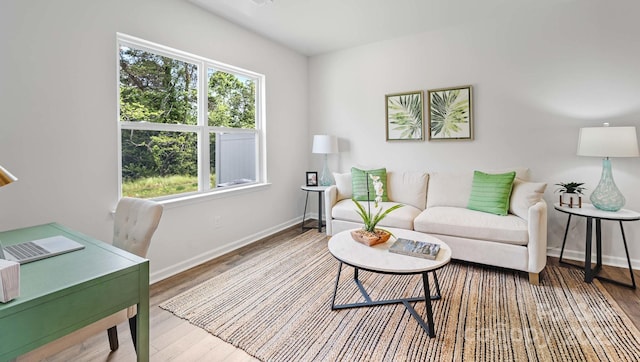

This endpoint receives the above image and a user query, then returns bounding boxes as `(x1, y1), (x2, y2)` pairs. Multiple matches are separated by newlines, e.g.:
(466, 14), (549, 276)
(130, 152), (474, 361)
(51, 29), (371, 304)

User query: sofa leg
(528, 272), (540, 285)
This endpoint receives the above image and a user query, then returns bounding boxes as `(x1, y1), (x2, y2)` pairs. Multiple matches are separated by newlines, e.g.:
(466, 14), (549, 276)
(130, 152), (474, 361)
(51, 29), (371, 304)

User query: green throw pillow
(351, 167), (389, 202)
(467, 171), (516, 216)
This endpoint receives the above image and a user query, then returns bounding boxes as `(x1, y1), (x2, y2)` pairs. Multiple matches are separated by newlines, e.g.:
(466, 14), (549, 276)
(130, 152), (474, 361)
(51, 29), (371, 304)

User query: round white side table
(301, 185), (328, 232)
(554, 203), (640, 289)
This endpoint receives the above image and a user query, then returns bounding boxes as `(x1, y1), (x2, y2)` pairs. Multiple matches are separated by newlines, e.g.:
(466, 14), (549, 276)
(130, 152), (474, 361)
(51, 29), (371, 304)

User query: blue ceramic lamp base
(590, 158), (625, 212)
(319, 154), (334, 186)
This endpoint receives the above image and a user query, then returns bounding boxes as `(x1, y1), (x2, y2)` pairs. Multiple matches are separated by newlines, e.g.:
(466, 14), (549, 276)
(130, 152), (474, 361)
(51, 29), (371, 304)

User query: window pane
(213, 132), (257, 187)
(119, 46), (198, 125)
(121, 130), (197, 198)
(207, 69), (256, 129)
(118, 34), (265, 200)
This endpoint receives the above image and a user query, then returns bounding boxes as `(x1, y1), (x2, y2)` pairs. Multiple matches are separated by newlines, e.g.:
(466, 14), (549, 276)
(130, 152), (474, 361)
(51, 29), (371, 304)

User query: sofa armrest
(527, 200), (548, 274)
(324, 185), (338, 235)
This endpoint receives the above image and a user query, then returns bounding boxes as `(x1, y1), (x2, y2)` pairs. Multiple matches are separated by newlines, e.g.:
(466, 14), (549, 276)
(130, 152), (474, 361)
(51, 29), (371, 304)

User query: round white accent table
(301, 185), (328, 232)
(328, 228), (452, 338)
(555, 203), (640, 289)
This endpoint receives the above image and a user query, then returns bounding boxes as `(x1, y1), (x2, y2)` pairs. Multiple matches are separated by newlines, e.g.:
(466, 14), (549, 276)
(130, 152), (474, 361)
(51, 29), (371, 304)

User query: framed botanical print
(427, 85), (473, 140)
(385, 90), (424, 141)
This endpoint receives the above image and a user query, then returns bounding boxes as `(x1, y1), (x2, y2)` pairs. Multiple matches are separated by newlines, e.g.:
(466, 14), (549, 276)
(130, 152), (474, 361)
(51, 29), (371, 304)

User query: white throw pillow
(509, 179), (547, 220)
(333, 172), (352, 201)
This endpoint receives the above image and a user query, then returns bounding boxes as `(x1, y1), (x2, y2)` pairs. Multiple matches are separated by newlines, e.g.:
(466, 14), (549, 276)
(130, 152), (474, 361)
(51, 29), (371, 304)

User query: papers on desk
(0, 258), (20, 303)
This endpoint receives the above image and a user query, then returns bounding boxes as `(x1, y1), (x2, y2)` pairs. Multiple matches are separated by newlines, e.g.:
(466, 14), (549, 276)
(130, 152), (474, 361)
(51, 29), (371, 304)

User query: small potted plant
(555, 182), (585, 208)
(351, 174), (403, 246)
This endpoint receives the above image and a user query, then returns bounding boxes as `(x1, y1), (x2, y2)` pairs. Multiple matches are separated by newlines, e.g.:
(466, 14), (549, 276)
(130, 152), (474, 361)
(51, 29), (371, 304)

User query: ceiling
(189, 0), (564, 56)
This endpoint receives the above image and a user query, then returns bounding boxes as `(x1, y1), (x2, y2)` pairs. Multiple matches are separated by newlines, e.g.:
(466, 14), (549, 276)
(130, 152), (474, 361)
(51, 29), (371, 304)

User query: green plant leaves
(352, 198), (403, 232)
(554, 182), (586, 194)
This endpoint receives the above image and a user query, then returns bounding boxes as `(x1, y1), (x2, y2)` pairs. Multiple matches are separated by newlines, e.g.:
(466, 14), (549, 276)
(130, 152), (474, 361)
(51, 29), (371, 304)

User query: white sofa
(324, 168), (548, 284)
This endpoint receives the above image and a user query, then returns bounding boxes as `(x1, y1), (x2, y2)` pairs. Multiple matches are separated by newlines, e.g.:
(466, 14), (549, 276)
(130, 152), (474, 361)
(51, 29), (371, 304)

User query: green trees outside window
(207, 69), (255, 129)
(118, 35), (261, 199)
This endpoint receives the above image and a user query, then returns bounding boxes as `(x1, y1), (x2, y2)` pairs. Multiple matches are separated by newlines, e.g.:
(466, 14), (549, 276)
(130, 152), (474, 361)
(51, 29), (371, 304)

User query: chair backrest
(113, 197), (163, 257)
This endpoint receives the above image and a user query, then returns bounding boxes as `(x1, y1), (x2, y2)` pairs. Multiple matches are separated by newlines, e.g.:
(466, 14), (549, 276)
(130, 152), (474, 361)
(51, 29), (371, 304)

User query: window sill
(152, 182), (272, 209)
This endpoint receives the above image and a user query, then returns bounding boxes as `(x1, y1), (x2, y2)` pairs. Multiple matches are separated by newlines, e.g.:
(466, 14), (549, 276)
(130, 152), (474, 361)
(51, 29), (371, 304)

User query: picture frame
(427, 85), (473, 141)
(306, 171), (318, 186)
(385, 90), (424, 141)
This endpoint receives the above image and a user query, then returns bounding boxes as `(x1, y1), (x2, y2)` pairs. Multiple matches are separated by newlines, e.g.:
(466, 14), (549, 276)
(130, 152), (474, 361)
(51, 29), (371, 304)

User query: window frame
(116, 33), (267, 203)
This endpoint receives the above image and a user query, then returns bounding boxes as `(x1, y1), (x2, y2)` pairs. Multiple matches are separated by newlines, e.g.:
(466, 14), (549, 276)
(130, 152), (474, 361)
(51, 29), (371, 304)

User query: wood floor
(43, 225), (640, 362)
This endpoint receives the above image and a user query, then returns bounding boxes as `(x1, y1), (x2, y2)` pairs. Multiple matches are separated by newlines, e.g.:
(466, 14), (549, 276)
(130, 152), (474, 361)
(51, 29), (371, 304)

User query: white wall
(0, 0), (309, 282)
(309, 1), (640, 269)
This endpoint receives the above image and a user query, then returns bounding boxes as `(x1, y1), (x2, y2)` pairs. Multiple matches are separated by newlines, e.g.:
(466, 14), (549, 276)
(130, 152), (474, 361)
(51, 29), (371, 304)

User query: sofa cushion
(467, 171), (516, 216)
(414, 206), (529, 246)
(332, 199), (421, 230)
(386, 171), (429, 210)
(426, 172), (472, 208)
(426, 167), (530, 209)
(334, 172), (352, 201)
(509, 179), (547, 220)
(352, 167), (389, 202)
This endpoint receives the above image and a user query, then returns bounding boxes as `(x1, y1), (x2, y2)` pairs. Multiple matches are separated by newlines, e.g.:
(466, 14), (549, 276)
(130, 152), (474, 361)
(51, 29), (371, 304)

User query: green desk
(0, 223), (149, 361)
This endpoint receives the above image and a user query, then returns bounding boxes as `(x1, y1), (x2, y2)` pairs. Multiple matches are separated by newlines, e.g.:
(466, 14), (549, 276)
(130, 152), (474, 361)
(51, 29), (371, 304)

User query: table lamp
(577, 123), (639, 211)
(0, 165), (19, 303)
(0, 165), (17, 188)
(312, 135), (338, 186)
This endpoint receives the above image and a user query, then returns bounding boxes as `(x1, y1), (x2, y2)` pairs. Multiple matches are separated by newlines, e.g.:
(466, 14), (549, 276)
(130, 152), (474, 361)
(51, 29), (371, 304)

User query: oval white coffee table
(328, 228), (452, 338)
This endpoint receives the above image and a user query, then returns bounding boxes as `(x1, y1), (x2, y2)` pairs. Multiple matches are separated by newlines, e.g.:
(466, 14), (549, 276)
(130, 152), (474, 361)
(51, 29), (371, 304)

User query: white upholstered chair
(18, 197), (163, 360)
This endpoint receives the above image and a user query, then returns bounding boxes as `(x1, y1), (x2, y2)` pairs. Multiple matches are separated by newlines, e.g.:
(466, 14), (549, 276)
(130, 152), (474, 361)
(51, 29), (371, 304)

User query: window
(117, 34), (264, 200)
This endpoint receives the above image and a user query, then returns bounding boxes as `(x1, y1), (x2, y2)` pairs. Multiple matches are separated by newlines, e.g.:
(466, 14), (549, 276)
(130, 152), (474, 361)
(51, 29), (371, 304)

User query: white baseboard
(150, 217), (302, 284)
(303, 211), (322, 221)
(547, 247), (639, 271)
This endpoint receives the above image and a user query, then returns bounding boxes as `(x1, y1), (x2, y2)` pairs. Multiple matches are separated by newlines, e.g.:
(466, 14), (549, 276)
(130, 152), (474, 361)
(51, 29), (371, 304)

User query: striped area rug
(160, 231), (640, 361)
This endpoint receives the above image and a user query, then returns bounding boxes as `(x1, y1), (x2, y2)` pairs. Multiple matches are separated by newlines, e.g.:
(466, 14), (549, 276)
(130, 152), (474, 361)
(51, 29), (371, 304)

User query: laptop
(0, 235), (85, 264)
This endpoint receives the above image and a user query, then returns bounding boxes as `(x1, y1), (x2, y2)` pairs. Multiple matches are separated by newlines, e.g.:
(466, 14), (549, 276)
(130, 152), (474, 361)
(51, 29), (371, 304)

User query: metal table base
(559, 214), (636, 289)
(330, 261), (441, 338)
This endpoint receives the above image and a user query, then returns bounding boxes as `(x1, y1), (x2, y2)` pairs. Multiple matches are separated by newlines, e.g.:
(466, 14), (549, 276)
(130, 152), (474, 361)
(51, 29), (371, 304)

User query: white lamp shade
(312, 135), (338, 154)
(577, 126), (639, 158)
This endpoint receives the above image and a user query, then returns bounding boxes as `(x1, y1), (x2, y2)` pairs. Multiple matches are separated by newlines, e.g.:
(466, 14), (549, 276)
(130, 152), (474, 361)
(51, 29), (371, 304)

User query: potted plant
(555, 182), (585, 208)
(351, 174), (403, 246)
